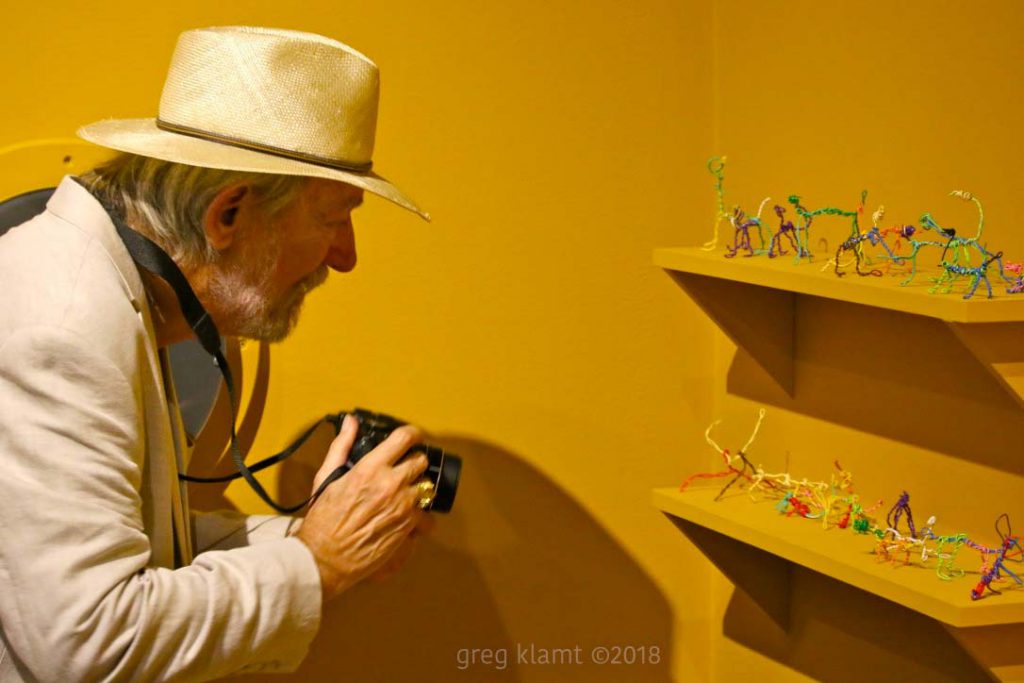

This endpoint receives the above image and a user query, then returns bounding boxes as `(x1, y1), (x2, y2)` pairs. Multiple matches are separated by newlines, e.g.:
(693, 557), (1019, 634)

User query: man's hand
(296, 414), (429, 601)
(370, 513), (435, 582)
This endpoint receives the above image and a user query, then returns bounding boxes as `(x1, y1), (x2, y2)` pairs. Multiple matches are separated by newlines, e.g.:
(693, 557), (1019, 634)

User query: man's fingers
(396, 452), (430, 485)
(314, 413), (358, 490)
(358, 424), (424, 468)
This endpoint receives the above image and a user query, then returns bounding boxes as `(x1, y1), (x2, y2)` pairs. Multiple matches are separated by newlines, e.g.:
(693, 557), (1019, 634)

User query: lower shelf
(655, 486), (1024, 682)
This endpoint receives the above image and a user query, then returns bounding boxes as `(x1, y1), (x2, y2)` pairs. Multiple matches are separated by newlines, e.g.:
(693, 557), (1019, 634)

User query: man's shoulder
(0, 193), (148, 373)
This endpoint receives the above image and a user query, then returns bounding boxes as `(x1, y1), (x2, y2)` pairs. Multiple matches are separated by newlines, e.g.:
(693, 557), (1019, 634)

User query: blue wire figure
(934, 250), (1016, 299)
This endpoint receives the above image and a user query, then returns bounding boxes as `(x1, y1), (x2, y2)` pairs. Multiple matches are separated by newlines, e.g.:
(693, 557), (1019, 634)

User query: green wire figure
(701, 156), (729, 251)
(933, 533), (968, 581)
(787, 192), (866, 264)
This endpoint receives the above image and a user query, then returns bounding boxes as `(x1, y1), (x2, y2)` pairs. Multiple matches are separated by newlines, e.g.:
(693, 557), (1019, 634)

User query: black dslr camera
(346, 408), (461, 513)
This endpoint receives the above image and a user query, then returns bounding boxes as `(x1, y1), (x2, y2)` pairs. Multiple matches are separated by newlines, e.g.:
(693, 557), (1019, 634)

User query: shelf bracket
(667, 270), (795, 396)
(946, 322), (1024, 413)
(666, 515), (792, 631)
(943, 623), (1024, 683)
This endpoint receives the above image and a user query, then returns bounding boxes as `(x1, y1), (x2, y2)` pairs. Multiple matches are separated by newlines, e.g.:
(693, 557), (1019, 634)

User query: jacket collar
(45, 175), (147, 309)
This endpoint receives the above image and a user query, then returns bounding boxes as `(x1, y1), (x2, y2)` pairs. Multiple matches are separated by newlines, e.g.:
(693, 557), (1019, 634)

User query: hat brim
(77, 118), (429, 221)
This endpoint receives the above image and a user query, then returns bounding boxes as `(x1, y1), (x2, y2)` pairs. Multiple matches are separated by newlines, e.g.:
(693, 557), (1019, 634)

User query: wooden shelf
(656, 246), (1024, 411)
(654, 487), (1024, 628)
(654, 247), (1024, 324)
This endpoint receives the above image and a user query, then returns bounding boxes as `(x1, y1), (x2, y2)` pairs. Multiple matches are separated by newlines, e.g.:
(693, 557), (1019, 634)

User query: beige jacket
(0, 177), (321, 681)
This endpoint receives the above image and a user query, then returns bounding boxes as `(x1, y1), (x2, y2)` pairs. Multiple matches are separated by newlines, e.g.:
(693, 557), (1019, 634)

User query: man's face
(207, 178), (363, 342)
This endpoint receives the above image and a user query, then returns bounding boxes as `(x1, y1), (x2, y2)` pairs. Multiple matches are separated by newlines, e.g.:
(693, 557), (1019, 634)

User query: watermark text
(455, 643), (661, 670)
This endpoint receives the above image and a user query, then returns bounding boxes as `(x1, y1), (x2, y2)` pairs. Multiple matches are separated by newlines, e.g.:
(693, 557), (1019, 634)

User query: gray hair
(78, 153), (307, 269)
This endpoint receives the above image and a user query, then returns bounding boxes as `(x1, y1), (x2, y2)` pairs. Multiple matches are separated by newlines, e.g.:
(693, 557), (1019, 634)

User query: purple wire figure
(886, 491), (917, 538)
(724, 206), (760, 258)
(768, 205), (803, 258)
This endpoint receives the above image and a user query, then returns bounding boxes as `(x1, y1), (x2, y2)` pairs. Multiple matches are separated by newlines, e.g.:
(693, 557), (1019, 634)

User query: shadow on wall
(227, 432), (675, 683)
(727, 295), (1024, 477)
(722, 570), (989, 683)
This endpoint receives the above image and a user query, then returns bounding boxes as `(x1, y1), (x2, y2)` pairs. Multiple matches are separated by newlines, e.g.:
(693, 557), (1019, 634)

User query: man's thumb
(313, 413), (358, 491)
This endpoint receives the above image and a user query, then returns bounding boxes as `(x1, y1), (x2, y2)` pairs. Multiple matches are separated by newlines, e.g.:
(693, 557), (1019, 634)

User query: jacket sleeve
(0, 325), (322, 681)
(191, 510), (303, 552)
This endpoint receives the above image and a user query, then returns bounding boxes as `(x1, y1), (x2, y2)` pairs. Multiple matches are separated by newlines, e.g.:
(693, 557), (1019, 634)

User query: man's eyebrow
(320, 195), (363, 220)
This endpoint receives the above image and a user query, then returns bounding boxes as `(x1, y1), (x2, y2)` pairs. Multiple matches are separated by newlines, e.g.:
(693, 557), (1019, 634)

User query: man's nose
(326, 222), (357, 272)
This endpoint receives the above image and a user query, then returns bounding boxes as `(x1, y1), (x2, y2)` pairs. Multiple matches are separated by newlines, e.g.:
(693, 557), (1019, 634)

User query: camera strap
(80, 180), (350, 513)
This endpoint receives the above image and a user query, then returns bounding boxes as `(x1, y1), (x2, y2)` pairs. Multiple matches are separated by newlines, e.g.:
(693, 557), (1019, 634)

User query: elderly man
(0, 26), (432, 680)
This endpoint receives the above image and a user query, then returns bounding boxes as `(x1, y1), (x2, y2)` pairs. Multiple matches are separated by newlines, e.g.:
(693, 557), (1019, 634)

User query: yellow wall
(3, 1), (1022, 681)
(2, 2), (715, 681)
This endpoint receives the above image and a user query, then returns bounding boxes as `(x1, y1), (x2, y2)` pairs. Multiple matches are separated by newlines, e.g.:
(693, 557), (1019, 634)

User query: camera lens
(418, 444), (461, 513)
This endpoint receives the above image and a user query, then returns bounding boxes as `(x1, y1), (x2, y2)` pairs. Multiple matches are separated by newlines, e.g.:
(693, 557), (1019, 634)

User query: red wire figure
(838, 504), (853, 529)
(971, 514), (1024, 600)
(679, 411), (780, 501)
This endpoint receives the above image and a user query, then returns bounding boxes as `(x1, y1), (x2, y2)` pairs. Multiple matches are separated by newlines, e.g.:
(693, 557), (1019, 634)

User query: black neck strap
(77, 179), (346, 513)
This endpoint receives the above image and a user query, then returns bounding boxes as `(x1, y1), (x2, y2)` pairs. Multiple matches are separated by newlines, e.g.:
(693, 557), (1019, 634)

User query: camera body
(347, 408), (461, 513)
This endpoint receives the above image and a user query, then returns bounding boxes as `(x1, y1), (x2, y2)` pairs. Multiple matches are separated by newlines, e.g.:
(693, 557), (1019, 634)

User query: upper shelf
(653, 486), (1024, 628)
(654, 247), (1024, 324)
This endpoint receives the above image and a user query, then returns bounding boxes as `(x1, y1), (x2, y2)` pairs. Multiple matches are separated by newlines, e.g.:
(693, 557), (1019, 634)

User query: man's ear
(203, 184), (251, 250)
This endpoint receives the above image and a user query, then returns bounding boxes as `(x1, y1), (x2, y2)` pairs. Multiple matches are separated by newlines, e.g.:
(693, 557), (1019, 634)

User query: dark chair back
(0, 188), (55, 233)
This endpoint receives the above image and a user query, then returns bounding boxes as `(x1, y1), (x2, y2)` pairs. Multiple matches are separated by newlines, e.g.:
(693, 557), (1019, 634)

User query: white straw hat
(78, 26), (429, 221)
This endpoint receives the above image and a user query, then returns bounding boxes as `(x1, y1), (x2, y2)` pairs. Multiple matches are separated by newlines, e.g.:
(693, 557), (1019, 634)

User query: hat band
(156, 118), (374, 173)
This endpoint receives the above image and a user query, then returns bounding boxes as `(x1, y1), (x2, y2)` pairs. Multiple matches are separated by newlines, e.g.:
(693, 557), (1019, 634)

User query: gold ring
(415, 480), (436, 509)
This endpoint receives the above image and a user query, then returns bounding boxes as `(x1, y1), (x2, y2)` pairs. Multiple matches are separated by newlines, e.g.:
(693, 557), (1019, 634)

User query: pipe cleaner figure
(929, 190), (985, 265)
(801, 462), (857, 529)
(917, 190), (1018, 296)
(678, 408), (780, 501)
(886, 491), (917, 538)
(701, 156), (729, 251)
(776, 491), (819, 519)
(787, 193), (865, 264)
(831, 205), (900, 278)
(852, 503), (873, 534)
(1003, 260), (1024, 293)
(837, 503), (855, 529)
(875, 534), (916, 567)
(775, 492), (796, 514)
(918, 516), (969, 580)
(840, 500), (886, 536)
(933, 250), (1007, 299)
(891, 224), (948, 286)
(787, 195), (816, 263)
(700, 156), (772, 257)
(933, 534), (969, 580)
(724, 200), (771, 258)
(872, 223), (914, 274)
(970, 514), (1024, 601)
(768, 204), (804, 259)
